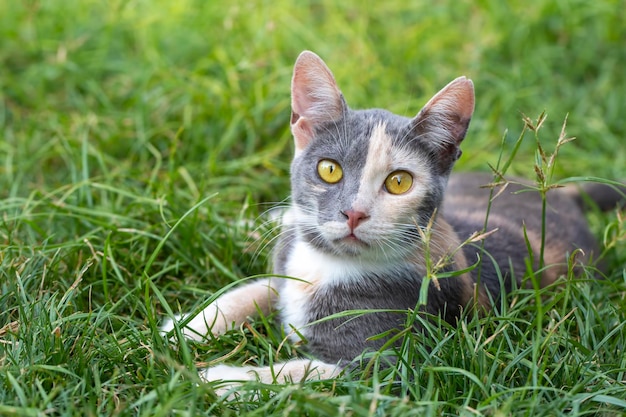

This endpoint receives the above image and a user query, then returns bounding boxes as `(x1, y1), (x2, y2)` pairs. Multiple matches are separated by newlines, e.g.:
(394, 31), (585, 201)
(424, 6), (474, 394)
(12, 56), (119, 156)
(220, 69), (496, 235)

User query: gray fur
(444, 174), (602, 298)
(276, 113), (464, 363)
(276, 67), (474, 363)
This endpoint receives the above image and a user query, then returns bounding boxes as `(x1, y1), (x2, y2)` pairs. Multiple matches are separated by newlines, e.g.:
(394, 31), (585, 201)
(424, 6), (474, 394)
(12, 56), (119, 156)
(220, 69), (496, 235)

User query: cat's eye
(317, 159), (343, 184)
(384, 170), (413, 195)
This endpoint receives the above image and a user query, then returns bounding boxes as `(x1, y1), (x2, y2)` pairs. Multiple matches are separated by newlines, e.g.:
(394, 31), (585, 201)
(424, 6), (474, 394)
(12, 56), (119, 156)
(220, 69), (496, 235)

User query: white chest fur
(278, 240), (400, 342)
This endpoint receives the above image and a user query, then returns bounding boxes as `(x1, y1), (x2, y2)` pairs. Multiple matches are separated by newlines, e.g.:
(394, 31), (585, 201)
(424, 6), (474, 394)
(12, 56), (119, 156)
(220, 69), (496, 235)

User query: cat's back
(442, 172), (598, 291)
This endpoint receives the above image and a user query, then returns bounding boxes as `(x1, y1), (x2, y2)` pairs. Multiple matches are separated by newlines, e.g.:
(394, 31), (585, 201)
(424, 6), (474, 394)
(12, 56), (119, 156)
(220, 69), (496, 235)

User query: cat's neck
(283, 208), (471, 290)
(285, 239), (407, 287)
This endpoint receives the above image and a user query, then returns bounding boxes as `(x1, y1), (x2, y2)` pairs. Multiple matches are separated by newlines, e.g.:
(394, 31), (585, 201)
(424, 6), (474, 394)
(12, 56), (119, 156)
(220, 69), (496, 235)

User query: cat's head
(288, 51), (474, 260)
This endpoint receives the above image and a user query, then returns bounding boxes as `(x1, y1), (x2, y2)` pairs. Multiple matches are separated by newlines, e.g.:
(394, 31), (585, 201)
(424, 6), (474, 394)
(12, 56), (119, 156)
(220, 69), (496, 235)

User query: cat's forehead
(362, 120), (431, 176)
(310, 110), (425, 168)
(345, 109), (409, 142)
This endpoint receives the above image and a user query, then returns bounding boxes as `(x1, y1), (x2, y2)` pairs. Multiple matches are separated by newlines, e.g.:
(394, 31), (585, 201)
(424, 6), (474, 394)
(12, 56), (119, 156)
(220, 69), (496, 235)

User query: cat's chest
(277, 240), (418, 342)
(278, 241), (358, 340)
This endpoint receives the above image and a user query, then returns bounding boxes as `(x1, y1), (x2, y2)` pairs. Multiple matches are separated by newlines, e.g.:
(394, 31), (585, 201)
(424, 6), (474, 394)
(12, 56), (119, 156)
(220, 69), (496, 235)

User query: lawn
(0, 0), (625, 415)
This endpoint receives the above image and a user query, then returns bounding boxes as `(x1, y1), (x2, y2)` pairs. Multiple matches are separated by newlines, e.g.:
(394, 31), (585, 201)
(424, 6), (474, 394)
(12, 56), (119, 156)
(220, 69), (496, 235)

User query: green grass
(1, 0), (625, 415)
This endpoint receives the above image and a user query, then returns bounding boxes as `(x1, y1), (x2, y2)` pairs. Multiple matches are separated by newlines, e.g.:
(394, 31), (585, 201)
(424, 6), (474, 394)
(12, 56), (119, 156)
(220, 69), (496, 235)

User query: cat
(161, 50), (624, 392)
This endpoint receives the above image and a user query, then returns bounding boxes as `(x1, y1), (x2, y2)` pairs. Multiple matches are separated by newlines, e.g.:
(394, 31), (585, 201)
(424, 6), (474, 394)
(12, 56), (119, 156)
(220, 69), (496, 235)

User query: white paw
(159, 314), (182, 335)
(160, 303), (230, 342)
(198, 360), (342, 398)
(200, 364), (261, 398)
(201, 364), (259, 383)
(201, 360), (341, 385)
(161, 279), (276, 344)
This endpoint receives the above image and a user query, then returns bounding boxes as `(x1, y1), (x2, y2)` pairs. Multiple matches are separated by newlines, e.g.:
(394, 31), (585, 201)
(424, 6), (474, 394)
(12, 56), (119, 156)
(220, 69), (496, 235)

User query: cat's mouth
(336, 233), (369, 251)
(344, 233), (362, 243)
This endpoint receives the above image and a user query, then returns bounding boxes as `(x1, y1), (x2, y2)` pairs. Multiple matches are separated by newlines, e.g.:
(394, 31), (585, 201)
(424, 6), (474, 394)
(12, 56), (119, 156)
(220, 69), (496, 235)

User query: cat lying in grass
(161, 51), (624, 392)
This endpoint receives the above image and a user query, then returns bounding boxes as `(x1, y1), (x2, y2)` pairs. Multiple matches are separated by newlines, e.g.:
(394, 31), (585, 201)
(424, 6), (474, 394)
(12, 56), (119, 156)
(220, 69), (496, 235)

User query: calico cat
(161, 51), (624, 389)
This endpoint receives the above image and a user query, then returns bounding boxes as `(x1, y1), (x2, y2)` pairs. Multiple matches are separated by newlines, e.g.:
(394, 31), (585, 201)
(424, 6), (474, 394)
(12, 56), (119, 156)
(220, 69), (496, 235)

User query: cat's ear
(291, 51), (347, 154)
(410, 77), (475, 172)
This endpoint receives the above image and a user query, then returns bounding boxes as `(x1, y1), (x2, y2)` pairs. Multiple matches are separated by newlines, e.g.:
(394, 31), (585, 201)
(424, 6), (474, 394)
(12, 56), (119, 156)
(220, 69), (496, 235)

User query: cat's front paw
(200, 360), (341, 388)
(199, 364), (261, 398)
(198, 360), (342, 398)
(160, 304), (230, 342)
(159, 314), (182, 336)
(201, 364), (259, 383)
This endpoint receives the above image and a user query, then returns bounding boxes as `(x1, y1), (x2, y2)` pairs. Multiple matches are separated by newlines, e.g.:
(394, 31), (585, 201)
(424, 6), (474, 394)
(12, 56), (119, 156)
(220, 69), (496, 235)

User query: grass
(1, 0), (625, 415)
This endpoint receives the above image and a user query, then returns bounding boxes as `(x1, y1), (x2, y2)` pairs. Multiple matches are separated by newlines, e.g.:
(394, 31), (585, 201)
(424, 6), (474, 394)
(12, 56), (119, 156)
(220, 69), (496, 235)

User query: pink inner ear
(412, 76), (475, 148)
(291, 51), (344, 120)
(428, 77), (475, 125)
(290, 51), (346, 153)
(291, 117), (313, 152)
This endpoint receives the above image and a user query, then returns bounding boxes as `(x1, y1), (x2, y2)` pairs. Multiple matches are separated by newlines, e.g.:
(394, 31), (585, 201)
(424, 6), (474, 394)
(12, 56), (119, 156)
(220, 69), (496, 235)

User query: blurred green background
(0, 1), (625, 415)
(2, 0), (625, 206)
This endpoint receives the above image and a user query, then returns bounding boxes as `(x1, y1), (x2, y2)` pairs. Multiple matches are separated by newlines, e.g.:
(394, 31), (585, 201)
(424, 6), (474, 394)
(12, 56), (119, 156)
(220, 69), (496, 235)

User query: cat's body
(161, 51), (623, 390)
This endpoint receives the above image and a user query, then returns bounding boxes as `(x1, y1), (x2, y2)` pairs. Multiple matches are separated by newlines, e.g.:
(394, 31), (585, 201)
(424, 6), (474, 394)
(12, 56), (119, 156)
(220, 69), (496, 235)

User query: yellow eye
(384, 170), (413, 195)
(317, 159), (343, 184)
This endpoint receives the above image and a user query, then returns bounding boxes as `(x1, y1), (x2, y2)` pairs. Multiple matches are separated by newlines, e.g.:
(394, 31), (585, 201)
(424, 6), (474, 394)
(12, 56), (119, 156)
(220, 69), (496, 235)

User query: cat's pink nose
(344, 209), (369, 231)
